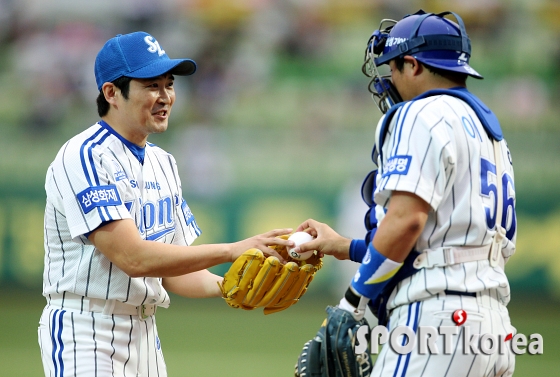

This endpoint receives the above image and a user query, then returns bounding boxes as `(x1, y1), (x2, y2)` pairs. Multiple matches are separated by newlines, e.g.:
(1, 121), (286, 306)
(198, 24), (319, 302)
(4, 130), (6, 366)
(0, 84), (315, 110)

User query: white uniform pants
(38, 300), (167, 377)
(371, 291), (515, 377)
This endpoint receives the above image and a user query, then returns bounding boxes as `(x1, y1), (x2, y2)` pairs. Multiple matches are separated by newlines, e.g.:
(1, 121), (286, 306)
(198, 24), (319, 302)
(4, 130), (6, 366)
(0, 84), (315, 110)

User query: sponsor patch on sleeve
(181, 199), (201, 236)
(382, 155), (412, 177)
(181, 199), (195, 226)
(77, 185), (123, 213)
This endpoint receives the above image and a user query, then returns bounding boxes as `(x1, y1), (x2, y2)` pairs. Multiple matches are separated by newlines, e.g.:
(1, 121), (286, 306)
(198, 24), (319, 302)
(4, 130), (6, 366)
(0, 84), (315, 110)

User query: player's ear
(102, 82), (119, 105)
(403, 56), (421, 76)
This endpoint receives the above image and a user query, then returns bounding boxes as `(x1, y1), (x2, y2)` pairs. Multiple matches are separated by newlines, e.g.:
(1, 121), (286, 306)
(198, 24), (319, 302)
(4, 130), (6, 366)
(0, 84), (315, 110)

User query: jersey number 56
(480, 158), (516, 240)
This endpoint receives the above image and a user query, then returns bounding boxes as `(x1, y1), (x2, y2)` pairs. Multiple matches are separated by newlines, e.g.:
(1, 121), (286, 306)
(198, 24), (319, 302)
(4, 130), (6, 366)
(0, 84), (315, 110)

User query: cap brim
(127, 58), (197, 79)
(417, 58), (483, 79)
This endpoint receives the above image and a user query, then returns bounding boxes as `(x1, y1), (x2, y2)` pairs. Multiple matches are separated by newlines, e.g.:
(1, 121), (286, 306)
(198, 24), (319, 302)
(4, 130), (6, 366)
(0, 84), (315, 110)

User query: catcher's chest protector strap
(360, 101), (406, 245)
(414, 87), (503, 141)
(374, 87), (502, 171)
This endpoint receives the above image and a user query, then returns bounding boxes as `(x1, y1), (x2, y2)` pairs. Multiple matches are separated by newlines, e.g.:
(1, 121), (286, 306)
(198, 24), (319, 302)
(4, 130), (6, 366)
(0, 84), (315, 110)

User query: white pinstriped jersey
(43, 120), (201, 307)
(373, 94), (516, 310)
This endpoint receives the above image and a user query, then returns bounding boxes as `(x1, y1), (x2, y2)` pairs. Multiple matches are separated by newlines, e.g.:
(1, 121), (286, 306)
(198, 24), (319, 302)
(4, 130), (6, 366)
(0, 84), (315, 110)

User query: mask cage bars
(361, 19), (403, 114)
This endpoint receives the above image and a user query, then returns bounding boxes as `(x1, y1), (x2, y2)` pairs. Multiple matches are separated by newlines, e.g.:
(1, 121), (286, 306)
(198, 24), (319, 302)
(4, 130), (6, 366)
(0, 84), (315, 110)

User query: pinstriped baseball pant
(371, 292), (515, 377)
(38, 305), (167, 377)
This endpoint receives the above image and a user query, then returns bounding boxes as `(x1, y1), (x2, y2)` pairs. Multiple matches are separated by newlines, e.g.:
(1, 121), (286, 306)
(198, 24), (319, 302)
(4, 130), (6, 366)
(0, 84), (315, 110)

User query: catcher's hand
(218, 235), (323, 315)
(295, 306), (372, 377)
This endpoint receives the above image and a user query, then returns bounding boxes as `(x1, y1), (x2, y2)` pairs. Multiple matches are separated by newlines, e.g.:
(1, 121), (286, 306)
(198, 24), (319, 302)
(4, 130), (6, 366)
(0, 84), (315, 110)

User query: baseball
(287, 232), (315, 260)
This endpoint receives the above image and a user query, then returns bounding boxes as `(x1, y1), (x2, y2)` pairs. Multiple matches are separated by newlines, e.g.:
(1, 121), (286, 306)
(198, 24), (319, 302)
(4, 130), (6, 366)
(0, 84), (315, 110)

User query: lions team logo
(144, 36), (165, 57)
(113, 161), (127, 182)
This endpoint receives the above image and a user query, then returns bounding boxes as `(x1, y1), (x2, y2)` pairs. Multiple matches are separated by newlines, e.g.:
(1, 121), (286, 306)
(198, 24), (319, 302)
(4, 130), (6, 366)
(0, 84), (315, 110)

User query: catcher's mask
(362, 9), (483, 114)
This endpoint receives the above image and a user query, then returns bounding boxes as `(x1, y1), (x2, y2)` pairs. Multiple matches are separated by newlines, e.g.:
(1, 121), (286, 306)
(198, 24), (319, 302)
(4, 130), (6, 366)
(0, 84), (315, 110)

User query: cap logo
(144, 35), (165, 57)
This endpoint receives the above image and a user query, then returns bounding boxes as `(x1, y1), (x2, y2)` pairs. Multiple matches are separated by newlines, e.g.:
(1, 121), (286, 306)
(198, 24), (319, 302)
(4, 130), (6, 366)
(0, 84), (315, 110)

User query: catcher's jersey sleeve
(375, 98), (452, 210)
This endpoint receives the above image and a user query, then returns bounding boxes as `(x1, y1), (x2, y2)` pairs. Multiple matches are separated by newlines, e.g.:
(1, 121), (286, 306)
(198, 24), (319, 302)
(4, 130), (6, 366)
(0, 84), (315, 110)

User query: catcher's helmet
(375, 10), (482, 79)
(362, 10), (482, 113)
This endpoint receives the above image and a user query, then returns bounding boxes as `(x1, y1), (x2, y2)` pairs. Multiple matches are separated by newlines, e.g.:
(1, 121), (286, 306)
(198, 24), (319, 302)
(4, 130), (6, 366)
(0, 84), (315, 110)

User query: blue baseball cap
(94, 31), (197, 91)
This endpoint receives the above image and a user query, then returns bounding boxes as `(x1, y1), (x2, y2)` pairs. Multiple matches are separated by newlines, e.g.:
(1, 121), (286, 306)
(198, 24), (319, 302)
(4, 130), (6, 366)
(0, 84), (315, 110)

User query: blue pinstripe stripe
(146, 227), (175, 240)
(79, 127), (115, 221)
(50, 310), (58, 376)
(192, 219), (202, 236)
(400, 301), (421, 376)
(92, 132), (115, 223)
(79, 127), (105, 187)
(87, 131), (112, 186)
(79, 128), (108, 222)
(50, 309), (66, 377)
(103, 206), (113, 221)
(388, 106), (404, 159)
(391, 304), (412, 377)
(380, 103), (411, 192)
(376, 102), (405, 176)
(391, 102), (413, 158)
(56, 311), (65, 376)
(392, 302), (420, 377)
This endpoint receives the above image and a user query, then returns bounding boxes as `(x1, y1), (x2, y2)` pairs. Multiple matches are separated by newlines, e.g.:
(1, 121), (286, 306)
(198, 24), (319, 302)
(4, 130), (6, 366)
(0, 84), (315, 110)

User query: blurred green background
(1, 0), (559, 375)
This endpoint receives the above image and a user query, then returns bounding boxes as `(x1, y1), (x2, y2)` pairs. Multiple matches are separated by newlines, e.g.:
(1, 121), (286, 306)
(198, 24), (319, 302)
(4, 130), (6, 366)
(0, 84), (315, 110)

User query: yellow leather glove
(218, 235), (323, 314)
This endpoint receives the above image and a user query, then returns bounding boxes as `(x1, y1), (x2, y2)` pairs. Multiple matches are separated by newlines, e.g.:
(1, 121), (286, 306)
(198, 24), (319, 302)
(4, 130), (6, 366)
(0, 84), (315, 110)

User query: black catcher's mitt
(295, 306), (372, 377)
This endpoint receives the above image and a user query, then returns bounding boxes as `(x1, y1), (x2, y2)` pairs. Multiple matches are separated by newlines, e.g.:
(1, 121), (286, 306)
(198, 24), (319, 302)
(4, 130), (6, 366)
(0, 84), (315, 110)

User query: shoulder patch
(382, 155), (412, 177)
(77, 185), (122, 213)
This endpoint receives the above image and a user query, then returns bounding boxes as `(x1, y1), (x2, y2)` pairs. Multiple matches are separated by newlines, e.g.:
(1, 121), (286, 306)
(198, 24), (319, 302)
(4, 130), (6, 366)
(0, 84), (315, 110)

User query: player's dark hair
(393, 57), (467, 85)
(394, 57), (406, 72)
(425, 64), (467, 84)
(96, 76), (132, 117)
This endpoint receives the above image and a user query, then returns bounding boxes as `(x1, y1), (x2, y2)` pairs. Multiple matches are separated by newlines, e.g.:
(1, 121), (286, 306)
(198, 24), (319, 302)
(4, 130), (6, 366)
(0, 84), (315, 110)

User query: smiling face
(103, 73), (176, 146)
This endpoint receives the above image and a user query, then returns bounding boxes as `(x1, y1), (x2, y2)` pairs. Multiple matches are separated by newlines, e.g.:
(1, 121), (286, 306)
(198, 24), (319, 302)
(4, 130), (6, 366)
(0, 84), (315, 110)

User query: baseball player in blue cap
(295, 10), (517, 377)
(38, 31), (294, 377)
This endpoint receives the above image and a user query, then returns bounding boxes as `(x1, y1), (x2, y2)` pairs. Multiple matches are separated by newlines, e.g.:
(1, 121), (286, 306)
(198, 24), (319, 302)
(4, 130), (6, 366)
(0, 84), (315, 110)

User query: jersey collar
(98, 120), (146, 164)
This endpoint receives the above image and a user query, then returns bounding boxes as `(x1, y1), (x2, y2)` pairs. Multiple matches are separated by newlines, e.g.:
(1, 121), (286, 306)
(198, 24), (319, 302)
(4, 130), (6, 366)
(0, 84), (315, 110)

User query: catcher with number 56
(294, 9), (517, 377)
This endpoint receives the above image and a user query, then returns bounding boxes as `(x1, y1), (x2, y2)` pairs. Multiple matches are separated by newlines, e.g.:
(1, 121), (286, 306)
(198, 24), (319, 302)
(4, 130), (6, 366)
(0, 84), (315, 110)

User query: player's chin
(149, 119), (169, 134)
